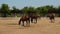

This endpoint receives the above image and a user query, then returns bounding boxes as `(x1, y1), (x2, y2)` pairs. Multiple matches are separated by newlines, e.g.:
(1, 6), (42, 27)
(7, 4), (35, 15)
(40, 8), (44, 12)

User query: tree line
(0, 4), (60, 17)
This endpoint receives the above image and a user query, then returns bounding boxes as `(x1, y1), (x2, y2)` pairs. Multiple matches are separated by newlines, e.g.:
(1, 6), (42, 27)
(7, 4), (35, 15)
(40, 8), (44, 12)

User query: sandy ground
(0, 17), (60, 34)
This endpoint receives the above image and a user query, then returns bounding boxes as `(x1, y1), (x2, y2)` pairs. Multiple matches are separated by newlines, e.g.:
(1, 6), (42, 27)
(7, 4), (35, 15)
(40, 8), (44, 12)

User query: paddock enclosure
(0, 17), (60, 34)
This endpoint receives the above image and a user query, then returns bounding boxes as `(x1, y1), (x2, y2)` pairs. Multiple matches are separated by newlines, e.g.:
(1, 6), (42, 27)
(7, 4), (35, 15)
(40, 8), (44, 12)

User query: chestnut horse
(19, 15), (30, 26)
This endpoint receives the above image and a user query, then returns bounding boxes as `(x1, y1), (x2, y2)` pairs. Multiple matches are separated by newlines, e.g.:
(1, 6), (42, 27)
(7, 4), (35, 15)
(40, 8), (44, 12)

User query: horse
(19, 15), (30, 26)
(47, 13), (55, 23)
(29, 14), (40, 24)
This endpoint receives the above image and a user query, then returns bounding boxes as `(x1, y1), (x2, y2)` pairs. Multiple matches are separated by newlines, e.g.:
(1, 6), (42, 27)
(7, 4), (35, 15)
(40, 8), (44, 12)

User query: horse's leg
(22, 21), (24, 26)
(31, 18), (33, 23)
(50, 17), (55, 23)
(28, 20), (30, 26)
(51, 19), (52, 22)
(34, 18), (37, 24)
(50, 18), (54, 23)
(19, 19), (21, 25)
(49, 17), (52, 23)
(26, 21), (27, 26)
(26, 20), (30, 27)
(52, 18), (55, 23)
(53, 17), (55, 22)
(28, 19), (30, 23)
(36, 18), (37, 23)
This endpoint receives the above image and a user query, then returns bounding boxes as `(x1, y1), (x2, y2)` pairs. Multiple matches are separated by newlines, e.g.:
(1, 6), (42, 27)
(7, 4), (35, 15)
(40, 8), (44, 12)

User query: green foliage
(0, 4), (10, 17)
(22, 7), (28, 14)
(0, 4), (60, 17)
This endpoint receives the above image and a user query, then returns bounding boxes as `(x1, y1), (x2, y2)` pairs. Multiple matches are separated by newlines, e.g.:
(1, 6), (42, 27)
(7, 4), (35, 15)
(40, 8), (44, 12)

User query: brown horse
(29, 14), (40, 24)
(47, 13), (55, 23)
(19, 15), (30, 26)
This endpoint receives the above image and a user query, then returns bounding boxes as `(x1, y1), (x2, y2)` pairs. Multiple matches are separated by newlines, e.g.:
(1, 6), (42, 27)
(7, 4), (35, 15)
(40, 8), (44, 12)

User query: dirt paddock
(0, 17), (60, 34)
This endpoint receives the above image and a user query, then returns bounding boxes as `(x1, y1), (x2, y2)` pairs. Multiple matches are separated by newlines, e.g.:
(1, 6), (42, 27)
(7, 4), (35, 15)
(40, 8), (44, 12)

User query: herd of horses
(18, 13), (55, 27)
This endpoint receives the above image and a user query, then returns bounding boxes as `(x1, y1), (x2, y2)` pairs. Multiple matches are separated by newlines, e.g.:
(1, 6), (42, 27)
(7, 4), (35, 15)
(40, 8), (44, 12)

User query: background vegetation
(0, 4), (60, 17)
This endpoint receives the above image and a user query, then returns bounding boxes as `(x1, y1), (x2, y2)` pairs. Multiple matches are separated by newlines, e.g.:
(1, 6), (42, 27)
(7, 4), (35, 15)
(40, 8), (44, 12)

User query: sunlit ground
(0, 17), (60, 34)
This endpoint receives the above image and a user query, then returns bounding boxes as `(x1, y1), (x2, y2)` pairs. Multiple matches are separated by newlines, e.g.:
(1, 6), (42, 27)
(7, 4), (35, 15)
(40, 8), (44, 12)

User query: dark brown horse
(47, 13), (55, 23)
(19, 15), (30, 26)
(29, 14), (40, 24)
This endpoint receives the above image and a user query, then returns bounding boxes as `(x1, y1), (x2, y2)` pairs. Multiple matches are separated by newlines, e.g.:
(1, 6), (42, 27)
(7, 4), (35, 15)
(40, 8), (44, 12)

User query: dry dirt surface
(0, 17), (60, 34)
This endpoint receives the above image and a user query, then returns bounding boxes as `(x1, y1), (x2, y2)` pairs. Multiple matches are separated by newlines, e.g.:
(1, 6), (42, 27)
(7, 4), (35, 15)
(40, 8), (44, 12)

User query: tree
(22, 7), (28, 14)
(28, 7), (36, 14)
(11, 6), (18, 17)
(57, 6), (60, 17)
(0, 4), (10, 17)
